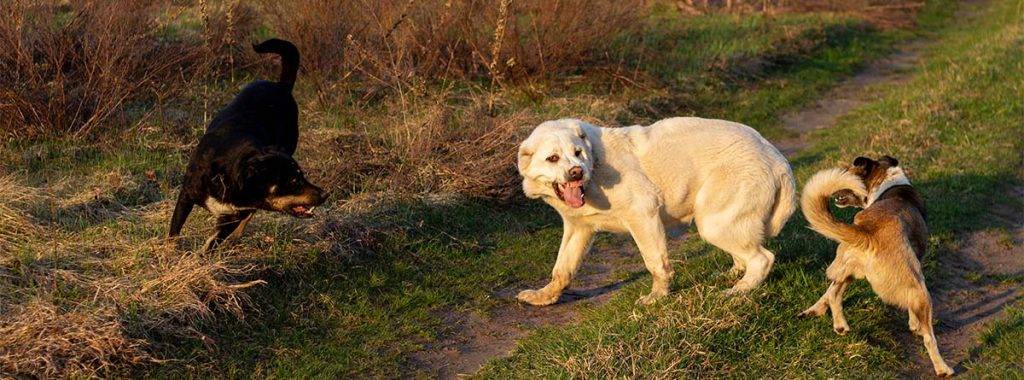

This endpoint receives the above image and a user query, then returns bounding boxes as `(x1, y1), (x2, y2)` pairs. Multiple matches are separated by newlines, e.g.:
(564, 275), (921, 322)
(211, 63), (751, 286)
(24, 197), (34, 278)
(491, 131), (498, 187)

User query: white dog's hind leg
(626, 215), (674, 305)
(517, 223), (594, 306)
(697, 215), (771, 293)
(729, 248), (771, 294)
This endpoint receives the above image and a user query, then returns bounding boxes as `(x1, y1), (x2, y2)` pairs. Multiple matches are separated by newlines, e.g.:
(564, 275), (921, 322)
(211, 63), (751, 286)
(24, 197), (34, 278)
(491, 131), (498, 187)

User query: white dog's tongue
(560, 180), (585, 208)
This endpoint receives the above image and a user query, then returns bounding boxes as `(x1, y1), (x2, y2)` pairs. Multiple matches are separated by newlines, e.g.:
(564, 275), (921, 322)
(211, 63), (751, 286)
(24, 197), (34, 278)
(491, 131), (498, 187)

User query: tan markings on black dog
(799, 156), (953, 377)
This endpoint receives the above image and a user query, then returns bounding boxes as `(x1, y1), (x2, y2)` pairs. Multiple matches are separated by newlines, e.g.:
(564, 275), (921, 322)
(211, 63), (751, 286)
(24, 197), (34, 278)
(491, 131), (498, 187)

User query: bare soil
(775, 42), (924, 156)
(409, 240), (651, 378)
(904, 186), (1024, 377)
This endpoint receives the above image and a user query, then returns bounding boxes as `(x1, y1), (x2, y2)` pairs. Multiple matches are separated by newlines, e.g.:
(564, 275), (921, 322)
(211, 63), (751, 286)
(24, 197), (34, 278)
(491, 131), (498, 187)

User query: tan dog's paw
(833, 322), (850, 335)
(799, 303), (827, 317)
(516, 288), (559, 306)
(934, 363), (954, 377)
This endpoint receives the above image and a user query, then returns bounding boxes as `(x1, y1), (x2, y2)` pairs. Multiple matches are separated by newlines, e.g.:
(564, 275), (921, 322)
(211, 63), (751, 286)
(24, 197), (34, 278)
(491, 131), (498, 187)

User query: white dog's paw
(727, 264), (744, 277)
(516, 288), (559, 306)
(934, 362), (954, 377)
(636, 288), (668, 305)
(724, 281), (755, 296)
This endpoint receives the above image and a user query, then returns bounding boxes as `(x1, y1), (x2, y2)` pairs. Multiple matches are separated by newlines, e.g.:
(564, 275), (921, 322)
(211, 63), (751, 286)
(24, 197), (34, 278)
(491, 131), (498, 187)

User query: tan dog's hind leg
(800, 281), (836, 317)
(912, 298), (954, 376)
(908, 309), (921, 333)
(626, 216), (674, 305)
(827, 279), (852, 335)
(517, 223), (594, 306)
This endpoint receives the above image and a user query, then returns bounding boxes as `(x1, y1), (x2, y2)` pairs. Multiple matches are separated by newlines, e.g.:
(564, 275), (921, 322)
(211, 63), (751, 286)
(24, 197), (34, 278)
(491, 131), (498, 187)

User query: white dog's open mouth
(553, 180), (586, 208)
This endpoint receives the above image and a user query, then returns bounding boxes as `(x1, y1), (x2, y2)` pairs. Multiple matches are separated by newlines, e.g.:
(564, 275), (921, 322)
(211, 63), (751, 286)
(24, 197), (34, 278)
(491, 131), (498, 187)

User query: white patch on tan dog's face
(517, 119), (594, 208)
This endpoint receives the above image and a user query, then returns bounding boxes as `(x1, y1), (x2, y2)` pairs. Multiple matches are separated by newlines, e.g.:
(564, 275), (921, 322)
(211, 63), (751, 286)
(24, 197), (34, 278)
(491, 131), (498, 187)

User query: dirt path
(410, 239), (651, 378)
(410, 30), (988, 379)
(775, 42), (923, 156)
(904, 185), (1024, 377)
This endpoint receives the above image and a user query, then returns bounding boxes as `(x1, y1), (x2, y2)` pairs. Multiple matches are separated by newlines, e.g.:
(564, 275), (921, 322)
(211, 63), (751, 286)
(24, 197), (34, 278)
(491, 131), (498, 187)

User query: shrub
(260, 0), (645, 83)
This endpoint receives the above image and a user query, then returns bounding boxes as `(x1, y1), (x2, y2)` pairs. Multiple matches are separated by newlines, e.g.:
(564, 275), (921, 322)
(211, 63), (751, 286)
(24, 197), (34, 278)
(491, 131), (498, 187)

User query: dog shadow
(557, 271), (646, 305)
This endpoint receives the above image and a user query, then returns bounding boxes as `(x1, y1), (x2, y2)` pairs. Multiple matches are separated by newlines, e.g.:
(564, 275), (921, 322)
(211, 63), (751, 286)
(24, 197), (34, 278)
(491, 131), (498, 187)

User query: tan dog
(799, 156), (953, 376)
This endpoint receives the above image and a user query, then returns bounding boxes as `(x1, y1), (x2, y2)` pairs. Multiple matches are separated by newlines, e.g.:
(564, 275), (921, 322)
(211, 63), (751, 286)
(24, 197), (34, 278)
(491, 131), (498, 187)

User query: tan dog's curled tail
(801, 168), (871, 247)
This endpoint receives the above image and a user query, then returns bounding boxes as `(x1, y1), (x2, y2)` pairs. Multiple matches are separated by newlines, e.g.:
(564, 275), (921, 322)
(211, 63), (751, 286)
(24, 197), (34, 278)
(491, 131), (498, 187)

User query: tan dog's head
(517, 119), (595, 208)
(845, 155), (909, 206)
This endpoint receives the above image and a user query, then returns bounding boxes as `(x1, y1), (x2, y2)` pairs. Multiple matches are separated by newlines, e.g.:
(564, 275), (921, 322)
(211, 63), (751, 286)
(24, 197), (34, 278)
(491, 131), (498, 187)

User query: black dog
(169, 39), (326, 251)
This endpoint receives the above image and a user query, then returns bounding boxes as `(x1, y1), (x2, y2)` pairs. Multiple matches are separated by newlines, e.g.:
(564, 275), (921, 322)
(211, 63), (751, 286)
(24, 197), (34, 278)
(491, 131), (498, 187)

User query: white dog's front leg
(517, 222), (594, 306)
(626, 215), (674, 305)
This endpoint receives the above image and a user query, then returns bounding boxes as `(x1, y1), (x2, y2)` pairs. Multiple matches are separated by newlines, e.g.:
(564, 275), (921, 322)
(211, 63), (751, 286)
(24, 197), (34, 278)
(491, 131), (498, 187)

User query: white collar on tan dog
(865, 166), (911, 207)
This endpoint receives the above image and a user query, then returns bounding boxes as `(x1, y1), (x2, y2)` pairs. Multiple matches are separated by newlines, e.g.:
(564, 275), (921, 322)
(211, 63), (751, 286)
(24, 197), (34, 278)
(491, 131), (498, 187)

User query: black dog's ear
(879, 155), (899, 167)
(853, 156), (873, 168)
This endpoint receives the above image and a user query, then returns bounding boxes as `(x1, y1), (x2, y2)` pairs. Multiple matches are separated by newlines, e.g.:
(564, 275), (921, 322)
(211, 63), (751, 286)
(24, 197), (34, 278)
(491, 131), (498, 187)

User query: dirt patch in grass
(775, 40), (924, 156)
(904, 185), (1024, 376)
(409, 238), (663, 378)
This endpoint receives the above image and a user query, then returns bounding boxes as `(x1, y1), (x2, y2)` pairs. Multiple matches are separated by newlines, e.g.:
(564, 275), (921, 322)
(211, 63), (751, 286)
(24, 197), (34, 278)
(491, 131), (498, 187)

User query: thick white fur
(865, 167), (911, 207)
(516, 117), (796, 305)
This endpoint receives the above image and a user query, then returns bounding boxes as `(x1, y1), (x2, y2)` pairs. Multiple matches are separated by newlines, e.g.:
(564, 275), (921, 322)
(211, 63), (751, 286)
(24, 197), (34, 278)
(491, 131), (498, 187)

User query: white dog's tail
(767, 166), (797, 238)
(801, 168), (872, 247)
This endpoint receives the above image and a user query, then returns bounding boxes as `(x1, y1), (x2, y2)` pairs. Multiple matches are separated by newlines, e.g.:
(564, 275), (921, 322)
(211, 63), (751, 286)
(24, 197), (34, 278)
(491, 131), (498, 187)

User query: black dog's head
(238, 151), (326, 218)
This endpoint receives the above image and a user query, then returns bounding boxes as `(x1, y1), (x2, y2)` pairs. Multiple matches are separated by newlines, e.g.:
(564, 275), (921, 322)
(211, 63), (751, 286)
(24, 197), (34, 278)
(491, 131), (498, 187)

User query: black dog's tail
(253, 38), (299, 88)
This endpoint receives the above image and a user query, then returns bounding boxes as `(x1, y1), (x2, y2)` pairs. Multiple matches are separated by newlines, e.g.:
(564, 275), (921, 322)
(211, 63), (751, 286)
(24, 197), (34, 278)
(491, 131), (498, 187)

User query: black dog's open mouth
(289, 205), (316, 218)
(553, 180), (586, 208)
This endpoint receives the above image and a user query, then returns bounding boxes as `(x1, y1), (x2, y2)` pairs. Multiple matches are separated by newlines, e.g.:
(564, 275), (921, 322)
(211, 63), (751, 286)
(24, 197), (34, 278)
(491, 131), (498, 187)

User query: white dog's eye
(574, 149), (582, 157)
(546, 154), (559, 163)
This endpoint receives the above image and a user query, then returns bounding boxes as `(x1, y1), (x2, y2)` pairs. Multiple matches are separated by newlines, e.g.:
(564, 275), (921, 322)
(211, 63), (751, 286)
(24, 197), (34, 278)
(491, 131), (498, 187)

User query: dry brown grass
(0, 302), (150, 378)
(0, 0), (256, 141)
(318, 88), (530, 199)
(261, 0), (645, 84)
(0, 176), (267, 377)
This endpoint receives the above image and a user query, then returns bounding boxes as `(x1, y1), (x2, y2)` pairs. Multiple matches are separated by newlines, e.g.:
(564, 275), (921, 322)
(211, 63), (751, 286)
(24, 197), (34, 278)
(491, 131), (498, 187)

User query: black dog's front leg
(201, 211), (255, 252)
(168, 195), (194, 239)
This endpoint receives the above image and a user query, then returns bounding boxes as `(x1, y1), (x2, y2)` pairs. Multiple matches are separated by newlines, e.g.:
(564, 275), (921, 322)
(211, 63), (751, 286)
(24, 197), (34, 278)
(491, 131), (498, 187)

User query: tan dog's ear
(517, 142), (534, 177)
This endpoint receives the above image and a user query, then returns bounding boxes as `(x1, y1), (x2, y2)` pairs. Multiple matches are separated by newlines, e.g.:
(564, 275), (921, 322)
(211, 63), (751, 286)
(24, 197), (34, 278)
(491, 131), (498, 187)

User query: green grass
(964, 304), (1024, 377)
(6, 0), (1020, 377)
(124, 7), (939, 378)
(481, 0), (1023, 377)
(141, 3), (984, 378)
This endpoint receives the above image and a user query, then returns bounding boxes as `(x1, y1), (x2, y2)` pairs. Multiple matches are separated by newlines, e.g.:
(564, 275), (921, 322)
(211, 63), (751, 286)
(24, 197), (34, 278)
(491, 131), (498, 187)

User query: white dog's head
(517, 119), (595, 208)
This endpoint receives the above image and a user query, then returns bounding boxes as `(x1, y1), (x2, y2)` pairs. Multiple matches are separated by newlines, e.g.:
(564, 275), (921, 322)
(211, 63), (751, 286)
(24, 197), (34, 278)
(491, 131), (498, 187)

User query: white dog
(516, 117), (796, 305)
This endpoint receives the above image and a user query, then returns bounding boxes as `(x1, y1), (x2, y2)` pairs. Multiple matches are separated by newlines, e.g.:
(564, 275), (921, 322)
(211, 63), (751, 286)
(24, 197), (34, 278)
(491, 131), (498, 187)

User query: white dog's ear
(517, 142), (534, 176)
(575, 123), (593, 152)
